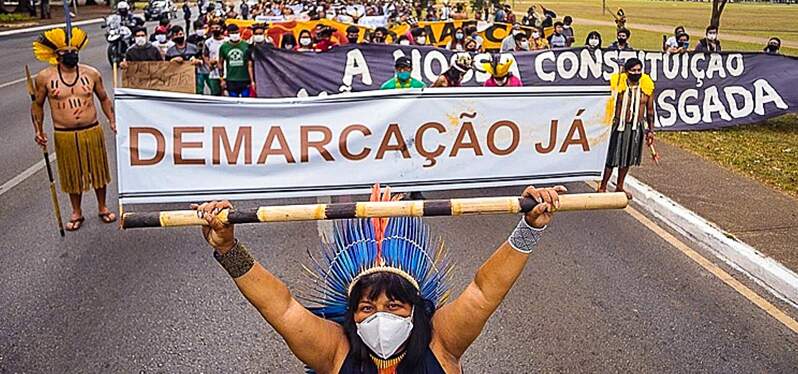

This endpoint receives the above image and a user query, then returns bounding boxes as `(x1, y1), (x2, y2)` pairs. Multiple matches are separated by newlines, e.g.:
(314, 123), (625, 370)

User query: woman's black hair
(585, 30), (602, 48)
(343, 271), (435, 373)
(280, 33), (297, 49)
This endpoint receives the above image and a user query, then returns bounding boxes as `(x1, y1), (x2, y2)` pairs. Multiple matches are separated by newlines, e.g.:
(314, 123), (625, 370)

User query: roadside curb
(0, 18), (104, 37)
(618, 175), (798, 308)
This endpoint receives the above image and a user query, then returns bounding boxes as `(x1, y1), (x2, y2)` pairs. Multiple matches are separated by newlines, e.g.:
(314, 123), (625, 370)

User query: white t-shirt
(205, 37), (227, 79)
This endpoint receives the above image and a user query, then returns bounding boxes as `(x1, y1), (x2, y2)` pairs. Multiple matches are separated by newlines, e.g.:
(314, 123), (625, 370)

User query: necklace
(57, 65), (80, 87)
(370, 352), (406, 369)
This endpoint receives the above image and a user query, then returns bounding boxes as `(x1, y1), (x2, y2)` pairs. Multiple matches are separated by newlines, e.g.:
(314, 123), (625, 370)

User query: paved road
(1, 15), (797, 373)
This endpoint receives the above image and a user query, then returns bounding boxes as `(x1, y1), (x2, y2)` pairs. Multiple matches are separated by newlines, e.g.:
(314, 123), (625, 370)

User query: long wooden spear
(26, 65), (65, 237)
(122, 192), (628, 229)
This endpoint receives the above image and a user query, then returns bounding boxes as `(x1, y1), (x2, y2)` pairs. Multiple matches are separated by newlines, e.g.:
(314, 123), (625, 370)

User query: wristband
(213, 240), (255, 278)
(508, 218), (545, 254)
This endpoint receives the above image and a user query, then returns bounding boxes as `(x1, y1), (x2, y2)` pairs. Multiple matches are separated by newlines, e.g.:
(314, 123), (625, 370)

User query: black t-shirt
(125, 44), (163, 61)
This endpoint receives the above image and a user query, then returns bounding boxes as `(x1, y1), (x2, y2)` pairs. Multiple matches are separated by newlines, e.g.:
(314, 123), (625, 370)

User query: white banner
(357, 15), (389, 28)
(114, 87), (612, 204)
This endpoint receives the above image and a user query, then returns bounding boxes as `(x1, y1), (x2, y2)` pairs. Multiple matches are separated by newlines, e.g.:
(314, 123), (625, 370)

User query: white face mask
(588, 38), (599, 47)
(399, 39), (410, 45)
(196, 29), (206, 37)
(229, 33), (241, 42)
(253, 34), (265, 43)
(416, 36), (426, 44)
(520, 40), (529, 49)
(531, 32), (540, 39)
(155, 34), (167, 43)
(300, 37), (312, 46)
(356, 308), (414, 359)
(134, 36), (147, 46)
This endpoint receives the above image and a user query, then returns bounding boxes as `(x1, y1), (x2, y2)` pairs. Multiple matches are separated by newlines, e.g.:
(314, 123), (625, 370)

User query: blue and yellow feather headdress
(302, 185), (453, 323)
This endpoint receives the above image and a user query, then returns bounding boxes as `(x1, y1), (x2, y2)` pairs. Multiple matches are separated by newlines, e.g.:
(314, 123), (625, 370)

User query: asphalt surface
(1, 14), (798, 373)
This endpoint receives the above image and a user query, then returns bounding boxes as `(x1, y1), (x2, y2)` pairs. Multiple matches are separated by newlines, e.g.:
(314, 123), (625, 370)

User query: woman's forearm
(473, 242), (529, 304)
(222, 242), (294, 320)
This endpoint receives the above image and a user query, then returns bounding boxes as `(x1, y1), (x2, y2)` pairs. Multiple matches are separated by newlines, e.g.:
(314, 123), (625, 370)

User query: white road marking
(0, 18), (104, 37)
(0, 152), (56, 197)
(0, 76), (31, 89)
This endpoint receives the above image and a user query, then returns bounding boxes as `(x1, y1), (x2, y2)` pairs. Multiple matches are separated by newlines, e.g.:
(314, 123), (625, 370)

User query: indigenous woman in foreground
(598, 57), (656, 199)
(194, 185), (565, 373)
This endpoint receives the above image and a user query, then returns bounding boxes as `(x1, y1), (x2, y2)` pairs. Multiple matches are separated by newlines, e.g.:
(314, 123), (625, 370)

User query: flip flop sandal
(98, 211), (117, 223)
(66, 216), (85, 231)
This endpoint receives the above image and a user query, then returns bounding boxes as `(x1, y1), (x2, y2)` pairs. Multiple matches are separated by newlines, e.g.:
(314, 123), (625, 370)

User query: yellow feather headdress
(482, 55), (514, 78)
(32, 27), (88, 65)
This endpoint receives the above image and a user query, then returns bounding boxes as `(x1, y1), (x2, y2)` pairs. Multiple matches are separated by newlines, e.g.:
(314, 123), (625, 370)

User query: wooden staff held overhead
(122, 192), (629, 229)
(26, 65), (65, 237)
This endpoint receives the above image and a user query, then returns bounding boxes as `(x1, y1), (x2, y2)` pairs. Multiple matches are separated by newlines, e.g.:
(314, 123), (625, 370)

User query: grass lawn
(660, 114), (798, 197)
(509, 0), (798, 197)
(517, 0), (798, 44)
(0, 13), (35, 23)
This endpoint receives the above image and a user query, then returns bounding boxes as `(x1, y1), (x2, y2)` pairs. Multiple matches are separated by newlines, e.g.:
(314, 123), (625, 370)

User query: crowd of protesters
(118, 0), (786, 97)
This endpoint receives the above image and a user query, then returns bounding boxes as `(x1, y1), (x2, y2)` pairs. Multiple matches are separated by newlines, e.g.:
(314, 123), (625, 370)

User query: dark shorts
(226, 80), (250, 97)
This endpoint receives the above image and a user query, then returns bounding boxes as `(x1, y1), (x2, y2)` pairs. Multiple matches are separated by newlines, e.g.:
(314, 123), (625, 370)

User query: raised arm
(432, 186), (565, 359)
(194, 201), (347, 373)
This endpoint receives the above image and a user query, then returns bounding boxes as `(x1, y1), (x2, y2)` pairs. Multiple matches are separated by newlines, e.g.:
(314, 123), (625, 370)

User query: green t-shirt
(380, 77), (426, 90)
(219, 41), (251, 82)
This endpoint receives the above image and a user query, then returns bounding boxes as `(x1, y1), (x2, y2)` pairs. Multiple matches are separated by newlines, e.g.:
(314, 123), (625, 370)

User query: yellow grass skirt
(54, 123), (111, 194)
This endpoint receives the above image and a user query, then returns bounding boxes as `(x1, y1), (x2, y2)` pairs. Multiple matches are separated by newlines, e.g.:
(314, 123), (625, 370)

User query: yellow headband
(32, 27), (89, 65)
(347, 265), (420, 296)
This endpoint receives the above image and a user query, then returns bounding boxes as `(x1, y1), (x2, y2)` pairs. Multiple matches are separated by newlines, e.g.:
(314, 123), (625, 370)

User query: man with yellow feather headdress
(598, 57), (656, 199)
(31, 26), (117, 231)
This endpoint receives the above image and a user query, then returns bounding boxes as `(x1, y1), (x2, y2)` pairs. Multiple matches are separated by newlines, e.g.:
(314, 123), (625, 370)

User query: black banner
(254, 45), (798, 130)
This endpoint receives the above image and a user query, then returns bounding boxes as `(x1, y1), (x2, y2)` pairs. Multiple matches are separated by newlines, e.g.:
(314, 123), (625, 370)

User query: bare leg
(597, 167), (613, 192)
(66, 192), (84, 230)
(615, 166), (632, 200)
(95, 186), (116, 222)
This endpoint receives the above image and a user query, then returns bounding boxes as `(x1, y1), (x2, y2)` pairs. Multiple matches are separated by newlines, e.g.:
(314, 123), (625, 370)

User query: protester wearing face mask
(513, 32), (530, 52)
(599, 57), (657, 199)
(447, 27), (466, 51)
(609, 28), (633, 51)
(121, 27), (162, 69)
(281, 33), (298, 50)
(203, 21), (228, 96)
(562, 16), (575, 47)
(297, 29), (315, 51)
(193, 181), (562, 374)
(31, 27), (119, 231)
(166, 26), (202, 64)
(666, 32), (690, 54)
(219, 24), (252, 97)
(371, 27), (388, 44)
(345, 25), (361, 44)
(548, 21), (567, 49)
(663, 25), (685, 52)
(464, 37), (479, 52)
(500, 23), (522, 53)
(465, 25), (483, 51)
(247, 24), (269, 95)
(432, 52), (471, 87)
(381, 56), (425, 89)
(410, 28), (427, 46)
(152, 28), (175, 58)
(695, 25), (721, 52)
(764, 37), (781, 55)
(530, 27), (550, 50)
(584, 31), (602, 50)
(483, 54), (523, 87)
(314, 26), (338, 51)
